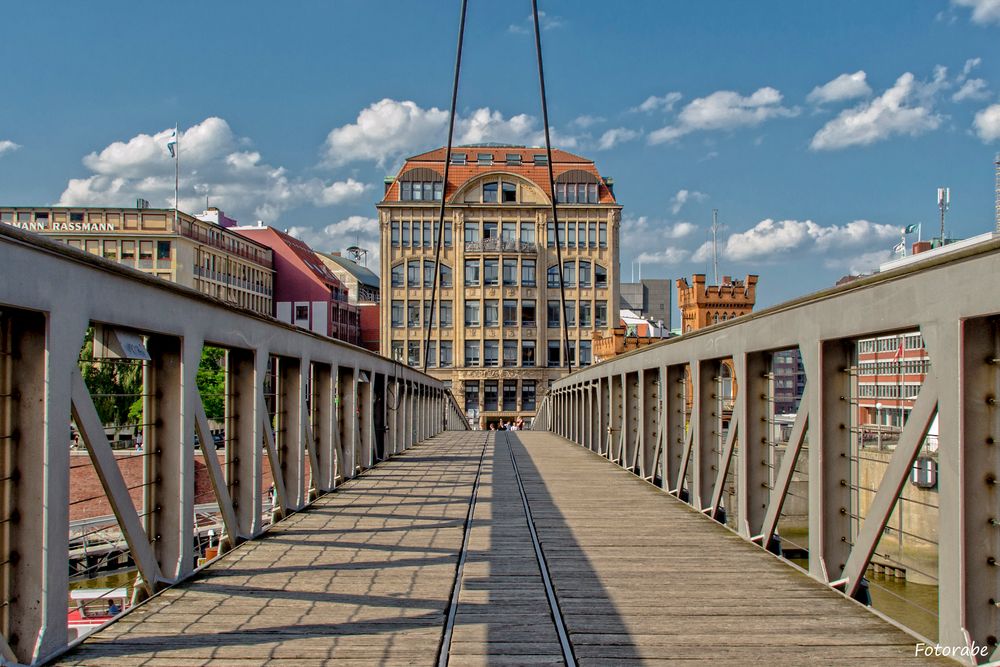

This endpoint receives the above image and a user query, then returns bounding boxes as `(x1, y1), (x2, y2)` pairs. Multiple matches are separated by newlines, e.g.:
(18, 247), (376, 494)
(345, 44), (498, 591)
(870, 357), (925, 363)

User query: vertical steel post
(736, 352), (772, 539)
(692, 360), (718, 511)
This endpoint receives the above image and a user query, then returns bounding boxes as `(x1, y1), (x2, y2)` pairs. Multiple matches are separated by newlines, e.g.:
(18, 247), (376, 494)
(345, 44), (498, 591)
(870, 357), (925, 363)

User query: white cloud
(810, 72), (943, 150)
(953, 78), (990, 101)
(952, 0), (1000, 24)
(694, 218), (900, 262)
(669, 189), (707, 215)
(953, 57), (990, 101)
(807, 71), (872, 105)
(825, 249), (896, 275)
(508, 11), (563, 34)
(596, 127), (640, 150)
(58, 117), (369, 223)
(286, 215), (381, 270)
(570, 114), (605, 129)
(648, 87), (799, 144)
(323, 99), (579, 168)
(666, 221), (697, 238)
(635, 247), (689, 264)
(974, 103), (1000, 141)
(632, 92), (682, 114)
(0, 140), (20, 157)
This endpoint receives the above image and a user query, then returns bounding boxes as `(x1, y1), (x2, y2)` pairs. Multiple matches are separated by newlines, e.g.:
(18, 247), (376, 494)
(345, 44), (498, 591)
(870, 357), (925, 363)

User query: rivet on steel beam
(988, 437), (996, 445)
(839, 507), (847, 515)
(990, 518), (1000, 526)
(988, 635), (999, 648)
(989, 396), (998, 406)
(988, 475), (998, 485)
(987, 357), (999, 365)
(989, 557), (998, 567)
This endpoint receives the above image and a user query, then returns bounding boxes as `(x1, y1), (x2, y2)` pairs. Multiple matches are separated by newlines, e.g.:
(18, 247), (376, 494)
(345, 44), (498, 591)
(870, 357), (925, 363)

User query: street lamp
(875, 402), (883, 450)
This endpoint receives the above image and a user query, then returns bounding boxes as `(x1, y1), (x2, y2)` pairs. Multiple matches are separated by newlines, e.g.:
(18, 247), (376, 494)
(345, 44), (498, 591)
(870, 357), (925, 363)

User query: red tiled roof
(381, 145), (617, 205)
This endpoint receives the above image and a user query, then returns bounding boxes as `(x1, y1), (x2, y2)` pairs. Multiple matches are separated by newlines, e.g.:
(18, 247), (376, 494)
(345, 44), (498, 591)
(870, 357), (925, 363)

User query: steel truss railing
(0, 225), (468, 665)
(536, 236), (1000, 663)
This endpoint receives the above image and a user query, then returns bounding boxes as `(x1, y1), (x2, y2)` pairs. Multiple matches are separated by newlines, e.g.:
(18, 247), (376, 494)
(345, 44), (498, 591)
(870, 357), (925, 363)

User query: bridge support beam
(735, 352), (771, 539)
(806, 340), (854, 583)
(276, 356), (306, 512)
(312, 363), (336, 493)
(664, 365), (686, 495)
(692, 360), (718, 511)
(640, 369), (657, 480)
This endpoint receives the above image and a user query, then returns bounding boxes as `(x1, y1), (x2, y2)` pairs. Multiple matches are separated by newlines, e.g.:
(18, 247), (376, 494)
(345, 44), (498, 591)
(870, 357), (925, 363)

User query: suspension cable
(532, 0), (572, 373)
(423, 0), (469, 374)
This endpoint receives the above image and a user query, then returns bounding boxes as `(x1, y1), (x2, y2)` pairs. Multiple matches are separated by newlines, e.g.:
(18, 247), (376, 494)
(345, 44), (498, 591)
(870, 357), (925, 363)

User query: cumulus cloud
(825, 249), (896, 275)
(323, 99), (579, 168)
(0, 140), (20, 157)
(648, 87), (798, 144)
(58, 117), (369, 223)
(632, 92), (683, 114)
(952, 0), (1000, 24)
(669, 189), (707, 215)
(807, 71), (872, 105)
(953, 78), (990, 101)
(571, 114), (605, 129)
(974, 103), (1000, 141)
(508, 11), (563, 34)
(635, 247), (689, 264)
(810, 72), (944, 150)
(692, 218), (900, 262)
(286, 215), (381, 269)
(952, 58), (990, 101)
(596, 127), (640, 150)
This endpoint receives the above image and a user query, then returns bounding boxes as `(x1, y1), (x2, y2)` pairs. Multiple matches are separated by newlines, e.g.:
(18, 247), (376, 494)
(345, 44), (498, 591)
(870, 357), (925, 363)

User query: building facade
(620, 278), (672, 328)
(233, 226), (360, 344)
(317, 252), (381, 352)
(377, 144), (621, 427)
(0, 206), (273, 315)
(676, 274), (758, 332)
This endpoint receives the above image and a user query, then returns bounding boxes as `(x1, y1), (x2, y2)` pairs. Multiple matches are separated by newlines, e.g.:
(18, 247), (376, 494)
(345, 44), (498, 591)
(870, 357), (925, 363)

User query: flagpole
(174, 122), (179, 227)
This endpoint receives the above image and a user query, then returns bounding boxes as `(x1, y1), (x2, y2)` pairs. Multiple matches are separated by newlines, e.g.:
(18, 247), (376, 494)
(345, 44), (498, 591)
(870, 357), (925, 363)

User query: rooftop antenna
(346, 245), (368, 266)
(711, 208), (720, 285)
(937, 187), (950, 242)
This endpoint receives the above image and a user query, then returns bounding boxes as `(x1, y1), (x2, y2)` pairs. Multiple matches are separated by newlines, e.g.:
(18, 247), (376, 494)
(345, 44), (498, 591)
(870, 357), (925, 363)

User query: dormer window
(505, 153), (522, 166)
(477, 152), (493, 166)
(450, 153), (467, 165)
(533, 154), (548, 165)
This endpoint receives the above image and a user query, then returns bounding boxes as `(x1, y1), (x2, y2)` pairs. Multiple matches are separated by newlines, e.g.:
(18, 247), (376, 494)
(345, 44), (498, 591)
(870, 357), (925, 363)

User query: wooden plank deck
(54, 430), (949, 666)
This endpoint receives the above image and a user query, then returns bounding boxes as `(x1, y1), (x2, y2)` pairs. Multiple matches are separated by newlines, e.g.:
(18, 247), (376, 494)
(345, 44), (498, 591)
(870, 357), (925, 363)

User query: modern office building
(232, 225), (360, 345)
(0, 206), (274, 315)
(376, 144), (621, 427)
(620, 278), (672, 328)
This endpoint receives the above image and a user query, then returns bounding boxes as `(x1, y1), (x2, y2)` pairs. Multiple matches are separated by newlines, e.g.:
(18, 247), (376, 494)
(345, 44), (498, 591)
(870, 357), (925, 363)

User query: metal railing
(464, 238), (538, 254)
(536, 236), (1000, 663)
(0, 224), (468, 665)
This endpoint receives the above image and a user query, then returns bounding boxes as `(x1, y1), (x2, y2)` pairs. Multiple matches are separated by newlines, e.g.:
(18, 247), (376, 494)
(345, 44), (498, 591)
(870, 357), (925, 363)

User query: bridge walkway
(54, 432), (945, 666)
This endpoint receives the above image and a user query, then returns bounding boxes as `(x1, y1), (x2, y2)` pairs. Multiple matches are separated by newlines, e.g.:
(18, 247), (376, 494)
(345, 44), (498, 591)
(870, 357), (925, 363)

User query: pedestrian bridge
(0, 224), (998, 665)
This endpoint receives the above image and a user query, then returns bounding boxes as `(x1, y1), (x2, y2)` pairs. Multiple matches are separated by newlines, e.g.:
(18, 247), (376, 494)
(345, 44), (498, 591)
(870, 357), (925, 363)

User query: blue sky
(2, 0), (999, 312)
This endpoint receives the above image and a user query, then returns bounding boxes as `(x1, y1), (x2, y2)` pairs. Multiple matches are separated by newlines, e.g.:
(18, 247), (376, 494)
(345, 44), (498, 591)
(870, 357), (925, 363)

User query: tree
(197, 347), (227, 421)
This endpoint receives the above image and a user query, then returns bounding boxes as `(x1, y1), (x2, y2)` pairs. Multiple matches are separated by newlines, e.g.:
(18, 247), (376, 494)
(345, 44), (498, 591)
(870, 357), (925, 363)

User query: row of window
(463, 220), (535, 245)
(390, 219), (610, 249)
(545, 221), (608, 248)
(464, 379), (538, 413)
(545, 261), (608, 289)
(391, 337), (594, 369)
(390, 298), (609, 329)
(857, 334), (925, 354)
(464, 258), (536, 287)
(450, 152), (547, 167)
(858, 360), (931, 376)
(390, 220), (454, 248)
(391, 260), (454, 288)
(399, 181), (444, 202)
(858, 383), (923, 399)
(554, 182), (599, 204)
(544, 300), (609, 328)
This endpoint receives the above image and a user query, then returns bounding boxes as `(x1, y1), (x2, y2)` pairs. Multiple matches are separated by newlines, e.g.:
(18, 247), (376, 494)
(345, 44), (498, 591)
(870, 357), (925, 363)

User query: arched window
(562, 261), (576, 287)
(391, 263), (404, 288)
(721, 313), (728, 321)
(579, 260), (592, 287)
(594, 263), (608, 289)
(713, 313), (719, 324)
(547, 264), (560, 288)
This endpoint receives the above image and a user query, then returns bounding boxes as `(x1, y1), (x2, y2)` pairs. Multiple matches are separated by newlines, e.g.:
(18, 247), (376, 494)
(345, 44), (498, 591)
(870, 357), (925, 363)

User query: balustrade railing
(536, 236), (1000, 663)
(0, 225), (467, 665)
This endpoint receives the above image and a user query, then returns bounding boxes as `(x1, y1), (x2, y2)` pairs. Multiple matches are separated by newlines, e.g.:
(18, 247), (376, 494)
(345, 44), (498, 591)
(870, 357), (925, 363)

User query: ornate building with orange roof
(376, 144), (621, 428)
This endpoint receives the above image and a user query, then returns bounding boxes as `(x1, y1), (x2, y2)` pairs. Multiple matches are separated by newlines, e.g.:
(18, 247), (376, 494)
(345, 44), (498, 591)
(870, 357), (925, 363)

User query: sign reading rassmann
(2, 220), (118, 232)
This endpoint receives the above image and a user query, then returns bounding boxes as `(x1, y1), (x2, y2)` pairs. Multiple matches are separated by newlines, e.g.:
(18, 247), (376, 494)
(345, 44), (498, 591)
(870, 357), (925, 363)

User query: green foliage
(197, 347), (227, 421)
(79, 328), (143, 427)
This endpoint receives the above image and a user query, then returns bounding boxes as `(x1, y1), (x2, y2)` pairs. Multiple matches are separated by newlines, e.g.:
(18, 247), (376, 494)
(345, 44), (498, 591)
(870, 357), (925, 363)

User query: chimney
(912, 240), (932, 255)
